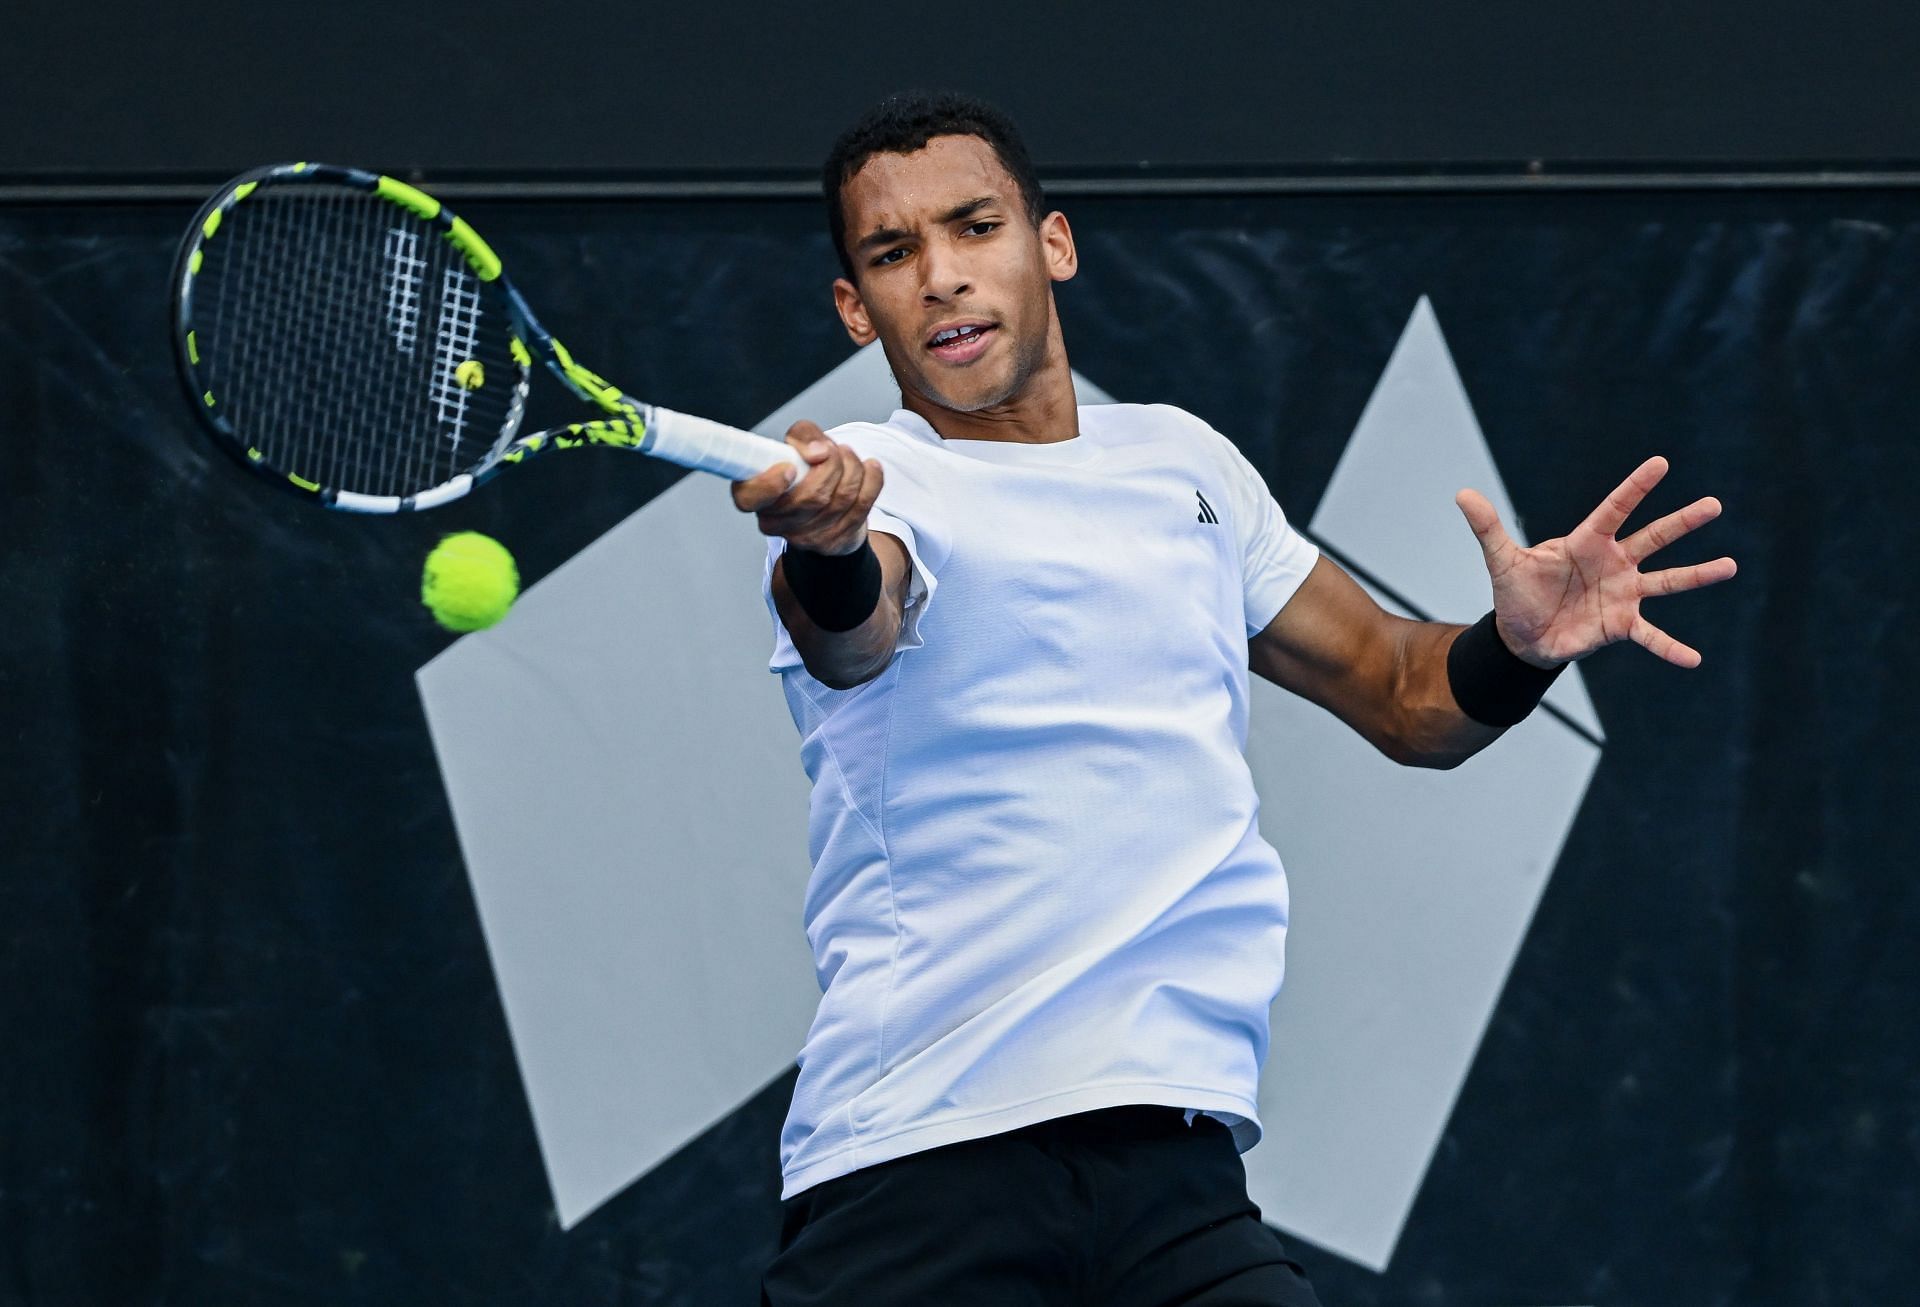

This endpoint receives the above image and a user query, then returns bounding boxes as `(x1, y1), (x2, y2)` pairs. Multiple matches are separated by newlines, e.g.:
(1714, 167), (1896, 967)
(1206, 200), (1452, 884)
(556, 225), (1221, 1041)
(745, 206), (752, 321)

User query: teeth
(933, 326), (981, 345)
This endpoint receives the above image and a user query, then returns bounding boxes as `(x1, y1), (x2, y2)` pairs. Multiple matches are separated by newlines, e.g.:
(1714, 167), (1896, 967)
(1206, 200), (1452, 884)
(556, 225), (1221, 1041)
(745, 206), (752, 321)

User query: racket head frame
(172, 161), (660, 513)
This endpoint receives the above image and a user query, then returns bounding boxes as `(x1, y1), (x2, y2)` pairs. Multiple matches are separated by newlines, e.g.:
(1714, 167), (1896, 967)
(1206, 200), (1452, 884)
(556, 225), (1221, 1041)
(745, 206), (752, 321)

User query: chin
(919, 362), (1026, 414)
(933, 383), (1016, 413)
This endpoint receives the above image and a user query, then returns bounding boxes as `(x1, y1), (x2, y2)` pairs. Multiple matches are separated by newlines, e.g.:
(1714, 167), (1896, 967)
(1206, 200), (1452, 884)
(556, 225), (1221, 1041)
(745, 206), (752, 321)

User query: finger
(853, 459), (885, 515)
(803, 456), (868, 552)
(767, 449), (865, 550)
(1640, 555), (1738, 598)
(786, 443), (845, 506)
(1630, 614), (1703, 668)
(752, 500), (816, 536)
(1580, 455), (1669, 540)
(1622, 495), (1723, 564)
(785, 420), (832, 463)
(824, 446), (869, 516)
(1455, 489), (1519, 572)
(730, 460), (801, 512)
(753, 468), (843, 537)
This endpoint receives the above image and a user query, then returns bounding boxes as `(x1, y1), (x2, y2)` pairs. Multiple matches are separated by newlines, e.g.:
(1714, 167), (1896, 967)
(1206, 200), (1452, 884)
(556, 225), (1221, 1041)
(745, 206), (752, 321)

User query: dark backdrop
(7, 0), (1920, 184)
(3, 183), (1917, 1305)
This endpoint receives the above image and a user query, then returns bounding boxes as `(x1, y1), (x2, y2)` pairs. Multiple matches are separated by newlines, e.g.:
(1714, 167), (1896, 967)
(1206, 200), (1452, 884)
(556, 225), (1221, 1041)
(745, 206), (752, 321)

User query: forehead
(840, 134), (1017, 232)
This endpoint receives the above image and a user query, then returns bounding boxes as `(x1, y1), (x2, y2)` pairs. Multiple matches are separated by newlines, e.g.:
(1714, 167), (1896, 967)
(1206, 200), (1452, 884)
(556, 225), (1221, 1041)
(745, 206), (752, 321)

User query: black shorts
(761, 1104), (1325, 1307)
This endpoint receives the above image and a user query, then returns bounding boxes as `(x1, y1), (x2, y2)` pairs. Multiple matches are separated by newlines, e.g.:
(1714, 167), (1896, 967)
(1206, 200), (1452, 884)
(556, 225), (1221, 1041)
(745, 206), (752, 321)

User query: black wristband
(1445, 610), (1565, 728)
(782, 540), (883, 633)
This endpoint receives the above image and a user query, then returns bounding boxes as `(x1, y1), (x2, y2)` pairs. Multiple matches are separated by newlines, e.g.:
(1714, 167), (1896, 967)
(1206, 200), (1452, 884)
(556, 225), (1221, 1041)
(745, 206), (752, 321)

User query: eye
(963, 221), (1001, 237)
(872, 246), (908, 267)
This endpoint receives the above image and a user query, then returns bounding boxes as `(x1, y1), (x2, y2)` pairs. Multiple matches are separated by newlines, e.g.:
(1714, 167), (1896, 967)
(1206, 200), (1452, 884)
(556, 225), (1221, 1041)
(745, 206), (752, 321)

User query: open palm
(1455, 456), (1737, 669)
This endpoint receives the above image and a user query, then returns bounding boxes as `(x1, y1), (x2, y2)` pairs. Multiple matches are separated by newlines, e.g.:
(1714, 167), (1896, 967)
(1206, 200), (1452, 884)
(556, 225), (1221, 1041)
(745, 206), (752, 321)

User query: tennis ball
(454, 359), (486, 390)
(421, 531), (519, 632)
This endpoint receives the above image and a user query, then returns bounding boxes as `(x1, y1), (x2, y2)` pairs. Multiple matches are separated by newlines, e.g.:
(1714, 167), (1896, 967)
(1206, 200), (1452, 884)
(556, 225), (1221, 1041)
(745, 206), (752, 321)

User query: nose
(919, 238), (970, 303)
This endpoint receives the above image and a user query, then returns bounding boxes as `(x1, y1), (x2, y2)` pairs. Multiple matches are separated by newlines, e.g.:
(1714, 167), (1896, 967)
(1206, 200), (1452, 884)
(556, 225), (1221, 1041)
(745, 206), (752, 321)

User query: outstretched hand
(1456, 456), (1737, 669)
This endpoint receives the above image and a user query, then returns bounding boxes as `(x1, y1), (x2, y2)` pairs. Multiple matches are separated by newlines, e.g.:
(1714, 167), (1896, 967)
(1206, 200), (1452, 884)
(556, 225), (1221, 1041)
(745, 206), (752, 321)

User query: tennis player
(733, 92), (1735, 1307)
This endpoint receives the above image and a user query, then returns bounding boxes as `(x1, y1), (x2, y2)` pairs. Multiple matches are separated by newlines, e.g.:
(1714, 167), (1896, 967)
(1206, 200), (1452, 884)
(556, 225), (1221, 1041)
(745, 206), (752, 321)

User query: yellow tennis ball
(454, 359), (486, 390)
(421, 531), (519, 632)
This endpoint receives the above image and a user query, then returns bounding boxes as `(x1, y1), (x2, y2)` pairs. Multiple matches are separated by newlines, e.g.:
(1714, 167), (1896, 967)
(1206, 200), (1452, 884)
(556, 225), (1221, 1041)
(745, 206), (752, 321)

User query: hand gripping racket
(171, 162), (805, 512)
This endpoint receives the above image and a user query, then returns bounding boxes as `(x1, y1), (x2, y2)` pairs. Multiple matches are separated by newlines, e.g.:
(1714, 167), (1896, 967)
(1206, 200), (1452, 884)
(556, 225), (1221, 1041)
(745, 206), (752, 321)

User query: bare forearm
(1384, 619), (1507, 768)
(1248, 559), (1534, 770)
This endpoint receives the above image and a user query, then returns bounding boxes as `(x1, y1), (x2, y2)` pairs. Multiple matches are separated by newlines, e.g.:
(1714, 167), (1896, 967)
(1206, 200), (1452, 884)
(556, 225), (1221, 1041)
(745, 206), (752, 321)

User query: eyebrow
(853, 195), (1001, 254)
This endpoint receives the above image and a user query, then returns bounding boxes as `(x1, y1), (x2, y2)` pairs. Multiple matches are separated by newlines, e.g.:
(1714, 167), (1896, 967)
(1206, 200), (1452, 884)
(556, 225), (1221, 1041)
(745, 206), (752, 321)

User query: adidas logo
(1196, 490), (1219, 524)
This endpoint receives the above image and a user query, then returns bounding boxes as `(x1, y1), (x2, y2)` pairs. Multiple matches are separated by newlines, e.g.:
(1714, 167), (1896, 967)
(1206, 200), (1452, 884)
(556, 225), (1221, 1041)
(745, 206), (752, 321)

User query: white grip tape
(644, 406), (807, 482)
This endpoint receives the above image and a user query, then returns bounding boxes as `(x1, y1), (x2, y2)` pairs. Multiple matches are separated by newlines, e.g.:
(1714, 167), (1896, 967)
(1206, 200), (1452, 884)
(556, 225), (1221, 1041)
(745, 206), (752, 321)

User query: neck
(900, 315), (1079, 444)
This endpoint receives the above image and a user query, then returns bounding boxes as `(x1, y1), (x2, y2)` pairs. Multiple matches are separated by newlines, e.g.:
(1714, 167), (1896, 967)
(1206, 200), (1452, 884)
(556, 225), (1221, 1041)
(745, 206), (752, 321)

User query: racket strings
(236, 193), (364, 479)
(208, 188), (373, 483)
(194, 184), (521, 498)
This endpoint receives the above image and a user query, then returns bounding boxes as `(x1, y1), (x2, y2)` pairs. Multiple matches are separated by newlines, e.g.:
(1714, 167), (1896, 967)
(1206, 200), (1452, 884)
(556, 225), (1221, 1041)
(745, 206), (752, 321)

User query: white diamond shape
(1241, 297), (1602, 1269)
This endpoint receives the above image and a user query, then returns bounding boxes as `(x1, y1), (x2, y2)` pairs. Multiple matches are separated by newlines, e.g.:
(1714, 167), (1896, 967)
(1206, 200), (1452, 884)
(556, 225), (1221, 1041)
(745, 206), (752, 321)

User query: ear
(833, 277), (878, 345)
(1039, 210), (1078, 284)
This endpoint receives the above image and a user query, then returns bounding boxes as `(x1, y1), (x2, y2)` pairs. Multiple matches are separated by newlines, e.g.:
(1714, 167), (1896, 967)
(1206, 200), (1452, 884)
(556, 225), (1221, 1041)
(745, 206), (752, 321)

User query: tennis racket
(171, 161), (805, 512)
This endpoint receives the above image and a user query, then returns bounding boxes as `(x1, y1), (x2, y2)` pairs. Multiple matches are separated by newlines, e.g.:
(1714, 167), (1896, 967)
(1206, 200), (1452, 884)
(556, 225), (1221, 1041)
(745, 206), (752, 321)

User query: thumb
(1455, 488), (1515, 566)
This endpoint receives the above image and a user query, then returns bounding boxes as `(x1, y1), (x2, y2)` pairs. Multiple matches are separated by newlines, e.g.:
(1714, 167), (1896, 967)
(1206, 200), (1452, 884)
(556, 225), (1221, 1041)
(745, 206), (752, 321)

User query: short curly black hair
(822, 90), (1047, 282)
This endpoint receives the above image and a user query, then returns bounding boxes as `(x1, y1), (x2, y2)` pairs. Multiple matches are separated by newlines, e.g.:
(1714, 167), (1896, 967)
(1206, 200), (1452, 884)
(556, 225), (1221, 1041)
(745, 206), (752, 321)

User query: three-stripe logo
(1196, 490), (1219, 524)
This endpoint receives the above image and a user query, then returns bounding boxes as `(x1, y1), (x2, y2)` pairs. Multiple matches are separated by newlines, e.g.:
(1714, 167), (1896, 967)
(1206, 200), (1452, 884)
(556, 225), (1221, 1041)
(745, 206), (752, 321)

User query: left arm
(1249, 455), (1737, 769)
(1248, 558), (1498, 768)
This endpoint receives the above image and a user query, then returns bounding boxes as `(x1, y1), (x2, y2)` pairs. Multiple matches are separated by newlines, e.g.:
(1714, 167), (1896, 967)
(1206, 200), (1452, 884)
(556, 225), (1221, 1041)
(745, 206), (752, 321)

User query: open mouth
(925, 322), (997, 363)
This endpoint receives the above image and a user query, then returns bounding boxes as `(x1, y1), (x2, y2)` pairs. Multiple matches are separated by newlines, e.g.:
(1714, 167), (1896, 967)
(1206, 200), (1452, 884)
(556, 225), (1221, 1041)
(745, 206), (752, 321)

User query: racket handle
(643, 406), (808, 482)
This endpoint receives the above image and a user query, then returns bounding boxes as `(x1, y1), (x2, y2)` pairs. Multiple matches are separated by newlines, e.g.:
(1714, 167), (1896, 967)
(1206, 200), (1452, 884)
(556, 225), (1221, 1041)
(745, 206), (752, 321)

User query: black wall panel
(7, 0), (1920, 183)
(3, 187), (1917, 1304)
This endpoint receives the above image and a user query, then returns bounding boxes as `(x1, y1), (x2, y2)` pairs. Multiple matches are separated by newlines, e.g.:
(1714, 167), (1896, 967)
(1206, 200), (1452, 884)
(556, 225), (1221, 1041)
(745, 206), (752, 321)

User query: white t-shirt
(761, 402), (1319, 1199)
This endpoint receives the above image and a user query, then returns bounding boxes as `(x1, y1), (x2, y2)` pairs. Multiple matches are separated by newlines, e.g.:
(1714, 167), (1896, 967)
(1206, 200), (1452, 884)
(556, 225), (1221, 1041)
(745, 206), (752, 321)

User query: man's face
(832, 134), (1076, 414)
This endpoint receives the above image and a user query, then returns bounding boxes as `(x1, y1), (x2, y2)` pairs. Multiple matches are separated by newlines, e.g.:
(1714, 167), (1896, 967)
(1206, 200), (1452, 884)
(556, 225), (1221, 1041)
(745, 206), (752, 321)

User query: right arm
(732, 421), (911, 690)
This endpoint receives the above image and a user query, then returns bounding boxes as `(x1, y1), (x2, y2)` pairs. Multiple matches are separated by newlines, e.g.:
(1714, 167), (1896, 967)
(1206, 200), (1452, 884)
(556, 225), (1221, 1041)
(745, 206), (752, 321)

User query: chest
(920, 453), (1245, 662)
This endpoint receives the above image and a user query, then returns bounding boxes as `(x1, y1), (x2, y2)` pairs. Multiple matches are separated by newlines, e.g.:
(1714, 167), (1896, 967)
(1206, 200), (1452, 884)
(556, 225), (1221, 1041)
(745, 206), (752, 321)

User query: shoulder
(1086, 401), (1219, 441)
(1085, 402), (1244, 465)
(824, 417), (935, 462)
(820, 418), (943, 511)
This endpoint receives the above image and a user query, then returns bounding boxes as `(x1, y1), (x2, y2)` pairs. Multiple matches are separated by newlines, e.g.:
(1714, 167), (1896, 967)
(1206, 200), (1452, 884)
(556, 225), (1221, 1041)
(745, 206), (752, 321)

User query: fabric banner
(2, 188), (1914, 1306)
